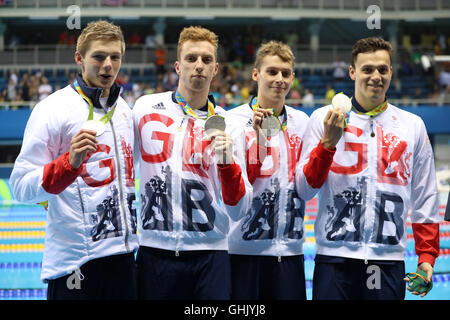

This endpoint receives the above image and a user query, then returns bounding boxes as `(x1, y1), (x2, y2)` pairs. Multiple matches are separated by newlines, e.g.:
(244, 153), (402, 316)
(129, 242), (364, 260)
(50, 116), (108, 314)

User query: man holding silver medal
(226, 41), (343, 300)
(133, 26), (251, 299)
(295, 37), (440, 299)
(10, 21), (138, 299)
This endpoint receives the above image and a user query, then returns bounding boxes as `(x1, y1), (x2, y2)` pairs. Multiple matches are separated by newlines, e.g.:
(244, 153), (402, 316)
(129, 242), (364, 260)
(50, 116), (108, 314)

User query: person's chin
(270, 91), (285, 99)
(99, 79), (114, 88)
(191, 82), (208, 91)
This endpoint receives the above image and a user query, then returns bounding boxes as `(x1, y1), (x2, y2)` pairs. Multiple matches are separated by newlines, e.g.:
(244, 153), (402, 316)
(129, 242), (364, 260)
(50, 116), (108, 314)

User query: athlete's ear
(174, 61), (180, 75)
(349, 65), (356, 81)
(75, 51), (83, 66)
(213, 62), (219, 77)
(252, 68), (259, 82)
(75, 51), (85, 73)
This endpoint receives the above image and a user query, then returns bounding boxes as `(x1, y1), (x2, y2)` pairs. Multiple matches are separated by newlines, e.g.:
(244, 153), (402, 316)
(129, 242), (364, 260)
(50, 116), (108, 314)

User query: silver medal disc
(204, 115), (226, 134)
(261, 116), (281, 137)
(81, 120), (105, 137)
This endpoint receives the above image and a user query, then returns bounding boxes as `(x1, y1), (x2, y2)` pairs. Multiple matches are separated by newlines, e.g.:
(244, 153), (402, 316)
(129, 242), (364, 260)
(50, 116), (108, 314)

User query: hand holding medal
(321, 96), (347, 149)
(81, 120), (106, 137)
(332, 92), (352, 113)
(204, 114), (226, 137)
(204, 115), (232, 164)
(71, 80), (116, 168)
(208, 129), (234, 165)
(261, 115), (282, 138)
(250, 97), (286, 141)
(252, 107), (274, 145)
(75, 80), (116, 137)
(69, 129), (98, 169)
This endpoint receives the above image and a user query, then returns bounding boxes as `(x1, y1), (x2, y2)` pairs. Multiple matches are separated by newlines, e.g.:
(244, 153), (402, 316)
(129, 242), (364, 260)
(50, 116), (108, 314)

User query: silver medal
(261, 116), (281, 137)
(204, 115), (226, 134)
(81, 120), (105, 137)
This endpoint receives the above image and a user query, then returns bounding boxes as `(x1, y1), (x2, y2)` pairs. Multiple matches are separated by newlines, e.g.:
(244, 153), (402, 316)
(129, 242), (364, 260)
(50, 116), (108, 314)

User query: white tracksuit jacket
(226, 103), (310, 258)
(10, 77), (138, 281)
(132, 91), (251, 253)
(295, 102), (440, 265)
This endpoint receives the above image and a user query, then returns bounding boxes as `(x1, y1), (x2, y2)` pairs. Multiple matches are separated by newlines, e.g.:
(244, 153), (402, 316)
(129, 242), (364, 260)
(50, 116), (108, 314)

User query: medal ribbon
(352, 99), (388, 116)
(250, 96), (287, 131)
(74, 80), (116, 124)
(343, 97), (389, 127)
(175, 90), (215, 119)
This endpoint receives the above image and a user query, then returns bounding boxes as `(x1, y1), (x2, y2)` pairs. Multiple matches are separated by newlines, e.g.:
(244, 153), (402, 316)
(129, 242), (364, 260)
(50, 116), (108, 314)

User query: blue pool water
(0, 200), (449, 300)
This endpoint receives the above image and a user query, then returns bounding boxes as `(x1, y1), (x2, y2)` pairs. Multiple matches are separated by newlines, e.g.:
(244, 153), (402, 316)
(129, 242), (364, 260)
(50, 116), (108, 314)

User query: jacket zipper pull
(175, 246), (180, 257)
(74, 268), (84, 281)
(278, 254), (281, 263)
(370, 117), (375, 137)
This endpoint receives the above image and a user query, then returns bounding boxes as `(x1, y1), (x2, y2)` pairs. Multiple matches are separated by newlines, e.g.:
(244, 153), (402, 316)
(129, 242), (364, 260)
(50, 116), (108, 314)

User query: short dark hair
(351, 37), (393, 67)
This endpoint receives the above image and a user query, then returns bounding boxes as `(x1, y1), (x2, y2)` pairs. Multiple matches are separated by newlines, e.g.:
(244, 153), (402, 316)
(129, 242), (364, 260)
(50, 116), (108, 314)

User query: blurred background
(0, 0), (449, 300)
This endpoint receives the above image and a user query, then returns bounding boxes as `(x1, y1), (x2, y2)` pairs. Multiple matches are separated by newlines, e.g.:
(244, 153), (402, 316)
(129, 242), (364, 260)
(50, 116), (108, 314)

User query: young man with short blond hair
(133, 26), (251, 300)
(11, 20), (138, 300)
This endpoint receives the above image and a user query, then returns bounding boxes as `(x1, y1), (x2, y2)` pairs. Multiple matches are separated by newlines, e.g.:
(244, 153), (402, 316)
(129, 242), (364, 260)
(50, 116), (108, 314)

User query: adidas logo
(246, 118), (253, 127)
(152, 102), (165, 110)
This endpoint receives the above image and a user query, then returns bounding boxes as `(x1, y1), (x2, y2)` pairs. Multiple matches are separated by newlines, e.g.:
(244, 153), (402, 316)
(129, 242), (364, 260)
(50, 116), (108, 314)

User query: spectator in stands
(9, 69), (18, 87)
(162, 69), (178, 91)
(439, 65), (450, 92)
(230, 56), (244, 72)
(240, 80), (252, 102)
(439, 66), (450, 104)
(324, 85), (335, 105)
(296, 36), (440, 300)
(19, 73), (30, 101)
(8, 35), (20, 49)
(155, 44), (167, 76)
(38, 76), (53, 101)
(68, 34), (76, 46)
(58, 31), (69, 46)
(289, 88), (301, 106)
(128, 32), (142, 46)
(291, 76), (304, 96)
(68, 72), (76, 85)
(10, 20), (138, 300)
(433, 40), (443, 56)
(132, 81), (145, 101)
(6, 78), (17, 102)
(285, 29), (299, 49)
(332, 57), (347, 81)
(120, 74), (133, 92)
(153, 81), (164, 93)
(302, 88), (314, 107)
(29, 74), (40, 102)
(145, 33), (157, 49)
(400, 58), (413, 77)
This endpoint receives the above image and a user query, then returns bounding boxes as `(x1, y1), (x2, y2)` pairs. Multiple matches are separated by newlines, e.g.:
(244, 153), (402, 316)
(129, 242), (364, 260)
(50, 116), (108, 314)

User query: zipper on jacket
(175, 231), (181, 256)
(174, 114), (188, 258)
(75, 180), (86, 215)
(109, 119), (131, 252)
(278, 254), (281, 263)
(370, 116), (375, 137)
(74, 268), (85, 281)
(75, 179), (90, 256)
